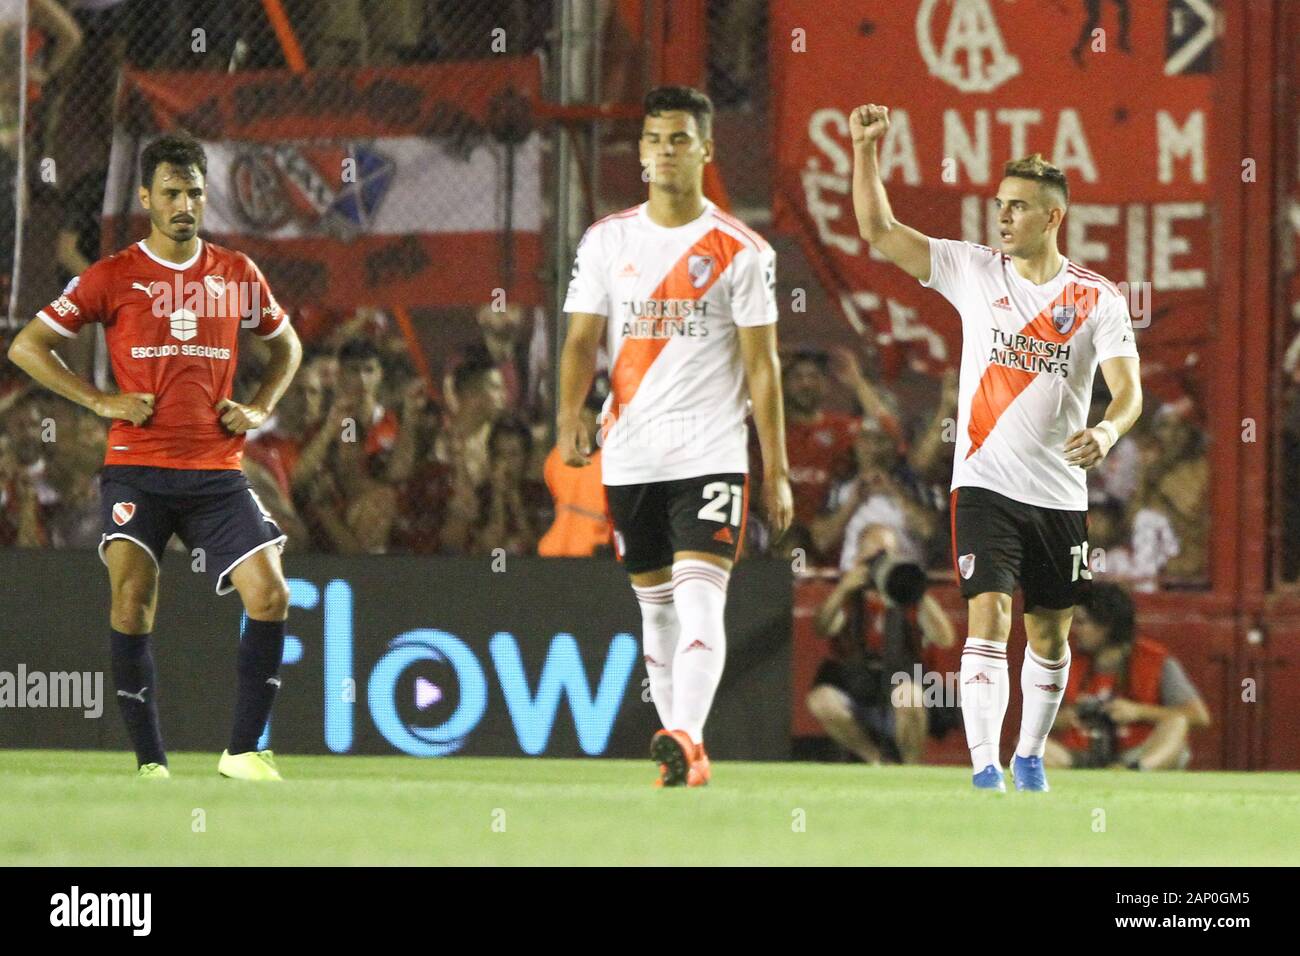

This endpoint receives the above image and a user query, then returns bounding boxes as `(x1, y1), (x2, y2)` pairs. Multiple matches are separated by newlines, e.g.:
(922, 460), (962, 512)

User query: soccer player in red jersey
(7, 134), (303, 780)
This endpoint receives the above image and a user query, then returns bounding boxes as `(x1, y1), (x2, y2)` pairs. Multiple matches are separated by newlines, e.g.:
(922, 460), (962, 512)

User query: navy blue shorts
(98, 465), (286, 595)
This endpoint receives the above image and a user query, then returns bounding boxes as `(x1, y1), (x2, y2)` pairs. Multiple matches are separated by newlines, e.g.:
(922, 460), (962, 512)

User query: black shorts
(950, 485), (1090, 611)
(98, 465), (287, 595)
(602, 472), (749, 574)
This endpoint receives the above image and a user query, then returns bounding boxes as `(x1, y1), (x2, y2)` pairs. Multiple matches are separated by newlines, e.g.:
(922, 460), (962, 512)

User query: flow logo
(261, 579), (641, 757)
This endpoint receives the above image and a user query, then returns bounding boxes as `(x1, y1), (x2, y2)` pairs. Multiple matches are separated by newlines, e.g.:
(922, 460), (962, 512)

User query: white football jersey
(921, 239), (1139, 511)
(563, 200), (778, 485)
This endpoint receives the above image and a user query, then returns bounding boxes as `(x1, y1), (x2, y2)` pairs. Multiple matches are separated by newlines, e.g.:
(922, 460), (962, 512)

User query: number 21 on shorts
(698, 481), (744, 526)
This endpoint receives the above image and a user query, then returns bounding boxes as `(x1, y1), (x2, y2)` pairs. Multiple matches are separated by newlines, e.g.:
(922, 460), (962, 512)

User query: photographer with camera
(808, 524), (958, 764)
(1044, 582), (1210, 770)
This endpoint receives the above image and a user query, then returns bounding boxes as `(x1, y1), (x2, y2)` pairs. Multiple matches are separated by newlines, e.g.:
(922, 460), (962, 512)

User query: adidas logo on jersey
(618, 262), (639, 278)
(712, 526), (734, 544)
(991, 296), (1011, 310)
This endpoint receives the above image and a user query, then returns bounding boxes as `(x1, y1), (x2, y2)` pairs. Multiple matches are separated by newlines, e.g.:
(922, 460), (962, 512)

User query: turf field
(1, 750), (1297, 866)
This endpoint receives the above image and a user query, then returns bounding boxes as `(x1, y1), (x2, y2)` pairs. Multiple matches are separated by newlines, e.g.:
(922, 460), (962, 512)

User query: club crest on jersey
(203, 275), (226, 299)
(958, 552), (976, 579)
(1052, 304), (1077, 334)
(687, 255), (714, 289)
(112, 502), (136, 526)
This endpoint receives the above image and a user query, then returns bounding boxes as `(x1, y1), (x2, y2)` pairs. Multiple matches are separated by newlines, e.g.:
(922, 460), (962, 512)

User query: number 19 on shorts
(1069, 540), (1093, 582)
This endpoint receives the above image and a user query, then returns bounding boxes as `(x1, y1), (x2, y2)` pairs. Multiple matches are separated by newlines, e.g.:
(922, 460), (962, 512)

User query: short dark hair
(338, 338), (381, 365)
(488, 416), (532, 458)
(644, 85), (713, 140)
(140, 133), (207, 189)
(783, 347), (830, 378)
(1079, 582), (1136, 647)
(1003, 153), (1069, 207)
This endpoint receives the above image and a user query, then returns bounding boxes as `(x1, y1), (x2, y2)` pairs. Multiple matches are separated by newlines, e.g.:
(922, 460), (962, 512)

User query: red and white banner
(104, 58), (543, 309)
(772, 0), (1218, 396)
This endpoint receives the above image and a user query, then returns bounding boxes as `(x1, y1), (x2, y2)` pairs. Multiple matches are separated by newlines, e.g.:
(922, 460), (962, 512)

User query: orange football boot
(651, 729), (710, 788)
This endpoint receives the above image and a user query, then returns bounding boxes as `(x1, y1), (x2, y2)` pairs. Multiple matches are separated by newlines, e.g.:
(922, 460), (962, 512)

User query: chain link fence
(0, 0), (1295, 592)
(2, 0), (559, 556)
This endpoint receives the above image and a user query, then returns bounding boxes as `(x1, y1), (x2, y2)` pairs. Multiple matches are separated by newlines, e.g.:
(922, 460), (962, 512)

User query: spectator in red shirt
(388, 378), (453, 555)
(246, 359), (327, 499)
(1045, 582), (1211, 770)
(749, 348), (858, 561)
(295, 338), (406, 553)
(443, 416), (552, 557)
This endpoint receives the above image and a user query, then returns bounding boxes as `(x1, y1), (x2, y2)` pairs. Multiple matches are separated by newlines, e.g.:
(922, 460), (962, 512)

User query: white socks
(960, 637), (1009, 771)
(632, 580), (678, 729)
(667, 559), (729, 742)
(1016, 645), (1071, 759)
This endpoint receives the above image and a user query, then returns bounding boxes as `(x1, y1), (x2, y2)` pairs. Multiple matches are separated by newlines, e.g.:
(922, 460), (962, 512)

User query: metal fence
(0, 0), (1296, 595)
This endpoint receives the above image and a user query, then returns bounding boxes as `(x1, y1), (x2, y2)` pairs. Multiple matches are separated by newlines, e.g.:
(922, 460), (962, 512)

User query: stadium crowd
(0, 301), (1214, 590)
(0, 0), (1221, 588)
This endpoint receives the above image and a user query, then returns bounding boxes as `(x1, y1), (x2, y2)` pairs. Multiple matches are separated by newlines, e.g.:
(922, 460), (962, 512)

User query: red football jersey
(38, 239), (289, 470)
(785, 410), (859, 526)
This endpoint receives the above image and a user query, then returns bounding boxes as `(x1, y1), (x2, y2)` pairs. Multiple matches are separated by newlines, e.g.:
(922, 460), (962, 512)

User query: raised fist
(849, 104), (891, 146)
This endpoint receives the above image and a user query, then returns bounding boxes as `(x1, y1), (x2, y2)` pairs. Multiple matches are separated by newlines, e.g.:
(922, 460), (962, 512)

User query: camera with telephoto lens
(1072, 694), (1119, 768)
(861, 550), (928, 607)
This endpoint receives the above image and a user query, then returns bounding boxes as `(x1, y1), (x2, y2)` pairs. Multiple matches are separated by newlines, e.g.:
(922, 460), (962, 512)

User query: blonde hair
(1003, 153), (1069, 207)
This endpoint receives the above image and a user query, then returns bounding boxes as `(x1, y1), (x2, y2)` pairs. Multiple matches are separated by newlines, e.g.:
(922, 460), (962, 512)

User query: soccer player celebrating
(557, 86), (793, 787)
(7, 134), (303, 780)
(849, 104), (1142, 792)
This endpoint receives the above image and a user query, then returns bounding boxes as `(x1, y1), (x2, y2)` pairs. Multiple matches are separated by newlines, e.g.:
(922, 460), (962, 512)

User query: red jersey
(37, 239), (289, 470)
(785, 411), (859, 526)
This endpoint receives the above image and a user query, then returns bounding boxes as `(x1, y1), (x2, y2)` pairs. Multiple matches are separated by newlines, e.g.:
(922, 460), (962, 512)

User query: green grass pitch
(2, 751), (1297, 865)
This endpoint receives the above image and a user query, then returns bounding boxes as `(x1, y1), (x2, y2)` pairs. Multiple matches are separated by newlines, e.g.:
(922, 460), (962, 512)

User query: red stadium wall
(777, 0), (1299, 770)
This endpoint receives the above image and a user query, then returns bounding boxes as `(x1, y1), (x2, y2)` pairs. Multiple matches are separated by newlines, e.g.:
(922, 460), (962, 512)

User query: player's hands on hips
(216, 398), (269, 434)
(557, 418), (591, 468)
(1064, 426), (1114, 468)
(96, 392), (155, 426)
(763, 472), (794, 539)
(849, 104), (890, 146)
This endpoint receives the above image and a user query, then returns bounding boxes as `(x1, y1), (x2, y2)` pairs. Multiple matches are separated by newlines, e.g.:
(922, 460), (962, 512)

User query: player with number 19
(849, 102), (1143, 793)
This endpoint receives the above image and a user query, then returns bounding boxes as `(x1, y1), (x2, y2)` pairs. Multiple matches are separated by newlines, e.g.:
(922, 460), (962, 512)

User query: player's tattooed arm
(6, 317), (154, 425)
(1065, 356), (1142, 468)
(849, 104), (934, 283)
